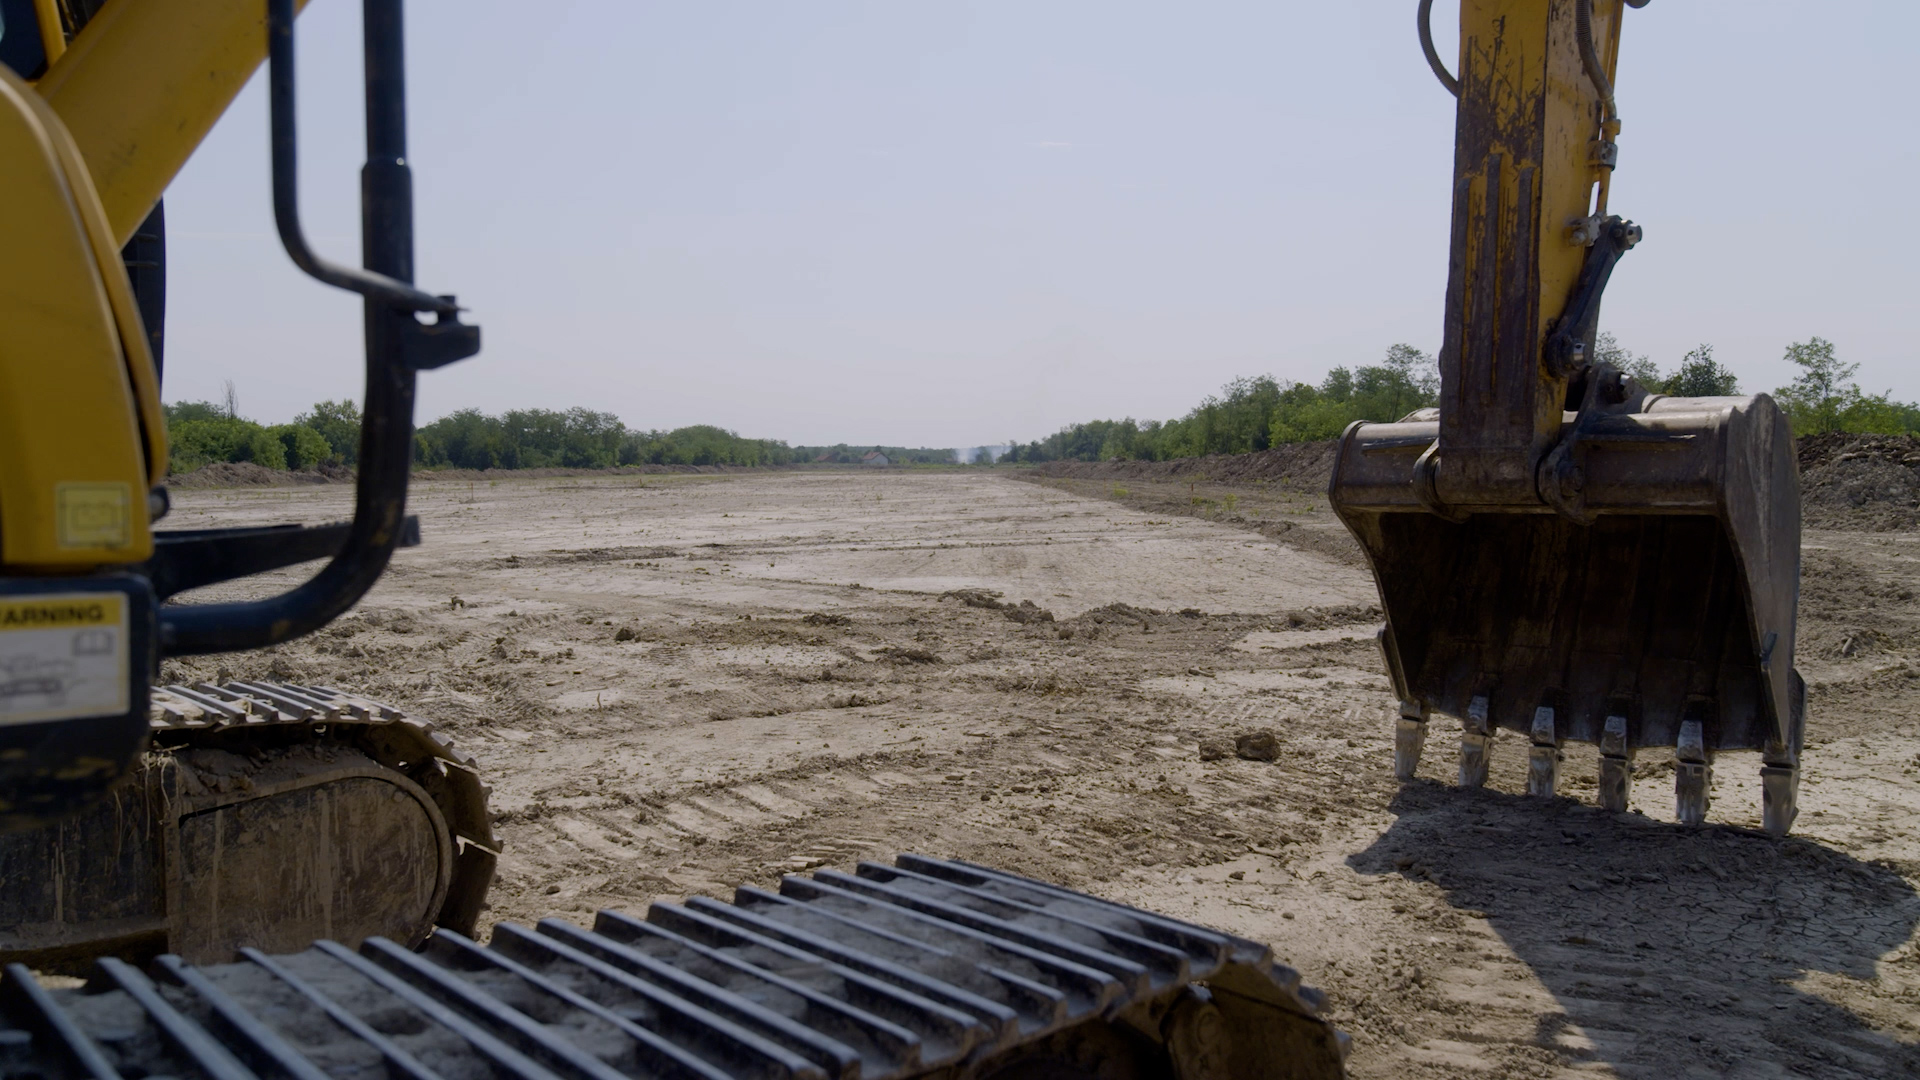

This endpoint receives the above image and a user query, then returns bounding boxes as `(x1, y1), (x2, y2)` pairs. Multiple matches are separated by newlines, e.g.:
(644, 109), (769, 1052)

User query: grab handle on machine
(158, 0), (478, 656)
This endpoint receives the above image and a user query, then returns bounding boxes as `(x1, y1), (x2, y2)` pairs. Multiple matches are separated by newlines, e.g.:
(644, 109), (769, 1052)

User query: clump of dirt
(1234, 730), (1281, 761)
(942, 588), (1008, 609)
(877, 646), (941, 664)
(1002, 600), (1054, 625)
(1796, 432), (1920, 531)
(940, 589), (1055, 624)
(1026, 440), (1338, 491)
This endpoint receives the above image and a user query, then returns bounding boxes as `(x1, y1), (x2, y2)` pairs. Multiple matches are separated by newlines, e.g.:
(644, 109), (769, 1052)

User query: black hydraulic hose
(1575, 0), (1617, 122)
(267, 0), (455, 315)
(1416, 0), (1459, 97)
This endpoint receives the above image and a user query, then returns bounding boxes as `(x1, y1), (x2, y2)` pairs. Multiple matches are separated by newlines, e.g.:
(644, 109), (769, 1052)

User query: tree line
(165, 399), (362, 473)
(163, 400), (958, 474)
(1000, 335), (1918, 463)
(161, 335), (1915, 475)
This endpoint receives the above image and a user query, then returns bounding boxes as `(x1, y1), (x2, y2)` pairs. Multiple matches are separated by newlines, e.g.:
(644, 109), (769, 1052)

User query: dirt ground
(160, 464), (1920, 1079)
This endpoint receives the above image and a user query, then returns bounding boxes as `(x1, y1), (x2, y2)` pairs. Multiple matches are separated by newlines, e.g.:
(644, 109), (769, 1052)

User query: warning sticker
(0, 593), (129, 726)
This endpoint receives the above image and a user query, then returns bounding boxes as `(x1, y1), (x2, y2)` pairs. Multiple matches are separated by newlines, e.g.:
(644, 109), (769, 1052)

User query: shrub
(273, 424), (332, 469)
(293, 400), (362, 464)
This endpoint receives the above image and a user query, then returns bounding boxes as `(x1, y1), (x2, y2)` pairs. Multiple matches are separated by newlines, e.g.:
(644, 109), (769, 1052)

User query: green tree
(165, 401), (230, 425)
(1772, 337), (1857, 434)
(293, 400), (362, 465)
(272, 424), (332, 469)
(1771, 336), (1918, 435)
(1664, 344), (1740, 397)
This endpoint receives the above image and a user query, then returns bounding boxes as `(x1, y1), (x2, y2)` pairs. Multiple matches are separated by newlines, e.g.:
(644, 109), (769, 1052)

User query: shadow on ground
(1351, 782), (1920, 1079)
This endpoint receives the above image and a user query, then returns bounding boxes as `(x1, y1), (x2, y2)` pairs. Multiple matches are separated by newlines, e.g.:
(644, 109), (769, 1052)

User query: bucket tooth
(1597, 713), (1633, 813)
(1761, 763), (1799, 837)
(1458, 695), (1492, 788)
(1394, 700), (1428, 781)
(1525, 705), (1560, 798)
(1674, 719), (1712, 826)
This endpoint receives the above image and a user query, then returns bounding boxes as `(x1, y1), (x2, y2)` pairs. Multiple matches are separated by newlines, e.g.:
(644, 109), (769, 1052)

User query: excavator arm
(36, 0), (310, 250)
(1332, 0), (1803, 835)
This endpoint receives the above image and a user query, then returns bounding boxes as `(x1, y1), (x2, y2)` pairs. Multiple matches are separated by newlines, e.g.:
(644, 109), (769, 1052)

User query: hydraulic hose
(1423, 0), (1643, 105)
(1416, 0), (1459, 97)
(1575, 0), (1616, 123)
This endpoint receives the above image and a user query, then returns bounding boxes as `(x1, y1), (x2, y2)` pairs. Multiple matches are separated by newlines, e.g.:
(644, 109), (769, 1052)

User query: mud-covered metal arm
(158, 0), (478, 656)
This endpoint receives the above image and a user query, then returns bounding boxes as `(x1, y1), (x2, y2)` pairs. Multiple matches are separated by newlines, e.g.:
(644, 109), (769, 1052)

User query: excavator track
(0, 854), (1347, 1080)
(0, 683), (498, 972)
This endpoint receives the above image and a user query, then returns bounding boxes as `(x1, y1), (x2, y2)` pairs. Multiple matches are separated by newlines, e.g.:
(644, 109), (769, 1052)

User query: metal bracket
(1542, 215), (1641, 379)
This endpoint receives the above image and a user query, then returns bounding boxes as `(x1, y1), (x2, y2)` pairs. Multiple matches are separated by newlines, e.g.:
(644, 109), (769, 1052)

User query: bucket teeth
(1525, 705), (1560, 798)
(1597, 713), (1633, 813)
(1674, 719), (1712, 825)
(1761, 763), (1799, 837)
(1458, 695), (1493, 788)
(1393, 700), (1428, 781)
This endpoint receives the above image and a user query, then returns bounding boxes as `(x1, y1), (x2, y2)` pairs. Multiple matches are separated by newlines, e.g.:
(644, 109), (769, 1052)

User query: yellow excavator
(0, 0), (1798, 1077)
(0, 1), (1345, 1078)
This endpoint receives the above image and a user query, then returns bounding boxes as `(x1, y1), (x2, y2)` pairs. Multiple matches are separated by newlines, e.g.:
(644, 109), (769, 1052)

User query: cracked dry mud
(161, 469), (1920, 1079)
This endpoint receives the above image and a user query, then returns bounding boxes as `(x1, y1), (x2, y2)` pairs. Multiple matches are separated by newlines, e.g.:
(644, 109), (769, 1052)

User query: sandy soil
(160, 468), (1920, 1079)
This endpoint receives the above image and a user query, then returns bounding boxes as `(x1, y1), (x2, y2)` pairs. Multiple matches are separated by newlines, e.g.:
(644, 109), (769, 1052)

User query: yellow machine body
(0, 0), (302, 571)
(0, 66), (162, 569)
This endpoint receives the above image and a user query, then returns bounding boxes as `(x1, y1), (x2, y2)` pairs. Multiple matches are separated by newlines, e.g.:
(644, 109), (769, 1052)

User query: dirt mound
(1027, 440), (1338, 490)
(168, 462), (349, 488)
(1796, 432), (1920, 531)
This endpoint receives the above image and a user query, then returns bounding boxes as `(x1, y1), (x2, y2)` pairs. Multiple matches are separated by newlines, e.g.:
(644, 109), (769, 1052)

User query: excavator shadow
(1348, 782), (1920, 1076)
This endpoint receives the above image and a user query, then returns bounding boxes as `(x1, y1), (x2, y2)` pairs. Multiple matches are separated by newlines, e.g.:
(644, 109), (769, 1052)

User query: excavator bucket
(1332, 394), (1803, 833)
(1333, 0), (1804, 833)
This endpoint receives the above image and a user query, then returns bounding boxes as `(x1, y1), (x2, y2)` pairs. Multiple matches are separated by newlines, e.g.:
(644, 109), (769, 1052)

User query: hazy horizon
(161, 2), (1916, 447)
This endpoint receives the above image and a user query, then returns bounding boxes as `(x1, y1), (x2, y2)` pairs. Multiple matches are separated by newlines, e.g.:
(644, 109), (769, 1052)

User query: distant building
(861, 451), (890, 466)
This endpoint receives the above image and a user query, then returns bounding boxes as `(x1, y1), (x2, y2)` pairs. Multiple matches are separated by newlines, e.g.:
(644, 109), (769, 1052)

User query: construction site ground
(161, 451), (1920, 1080)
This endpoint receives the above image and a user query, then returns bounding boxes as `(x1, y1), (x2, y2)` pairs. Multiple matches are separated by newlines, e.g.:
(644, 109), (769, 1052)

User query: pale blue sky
(162, 1), (1916, 446)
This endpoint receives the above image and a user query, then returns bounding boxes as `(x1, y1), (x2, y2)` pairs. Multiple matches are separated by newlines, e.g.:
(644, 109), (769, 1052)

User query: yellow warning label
(0, 594), (122, 631)
(55, 483), (133, 549)
(0, 591), (129, 725)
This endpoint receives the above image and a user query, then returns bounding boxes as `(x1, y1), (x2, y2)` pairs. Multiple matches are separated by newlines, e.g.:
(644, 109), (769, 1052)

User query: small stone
(613, 626), (636, 642)
(1235, 731), (1281, 762)
(1199, 738), (1233, 761)
(1228, 870), (1246, 881)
